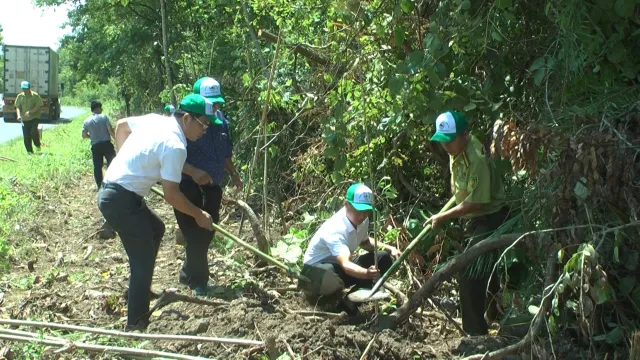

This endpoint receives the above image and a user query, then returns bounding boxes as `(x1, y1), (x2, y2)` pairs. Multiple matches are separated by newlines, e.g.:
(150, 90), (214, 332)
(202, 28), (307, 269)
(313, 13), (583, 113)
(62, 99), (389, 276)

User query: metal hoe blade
(348, 288), (391, 303)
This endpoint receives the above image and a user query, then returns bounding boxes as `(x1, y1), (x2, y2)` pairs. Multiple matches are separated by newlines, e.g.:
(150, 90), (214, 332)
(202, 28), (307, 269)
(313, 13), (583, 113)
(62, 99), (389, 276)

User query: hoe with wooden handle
(150, 186), (308, 282)
(347, 196), (456, 303)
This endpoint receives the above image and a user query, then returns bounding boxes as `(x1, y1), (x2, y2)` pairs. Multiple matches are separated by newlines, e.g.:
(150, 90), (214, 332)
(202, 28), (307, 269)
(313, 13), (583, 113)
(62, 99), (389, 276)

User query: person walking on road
(98, 94), (218, 331)
(82, 101), (116, 190)
(15, 81), (44, 154)
(173, 77), (243, 296)
(298, 183), (401, 315)
(424, 110), (510, 336)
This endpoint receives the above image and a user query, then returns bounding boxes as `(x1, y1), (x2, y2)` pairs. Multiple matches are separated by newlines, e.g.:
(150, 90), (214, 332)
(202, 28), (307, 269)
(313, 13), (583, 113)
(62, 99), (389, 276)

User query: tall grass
(0, 110), (90, 273)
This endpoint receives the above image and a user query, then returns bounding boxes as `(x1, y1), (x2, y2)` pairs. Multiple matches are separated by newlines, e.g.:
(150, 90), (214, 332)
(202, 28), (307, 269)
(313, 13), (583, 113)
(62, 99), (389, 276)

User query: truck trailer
(2, 45), (60, 123)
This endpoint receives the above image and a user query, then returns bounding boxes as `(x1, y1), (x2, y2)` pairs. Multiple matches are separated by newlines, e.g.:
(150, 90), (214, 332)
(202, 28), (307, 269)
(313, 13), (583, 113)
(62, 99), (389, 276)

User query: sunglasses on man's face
(192, 115), (209, 130)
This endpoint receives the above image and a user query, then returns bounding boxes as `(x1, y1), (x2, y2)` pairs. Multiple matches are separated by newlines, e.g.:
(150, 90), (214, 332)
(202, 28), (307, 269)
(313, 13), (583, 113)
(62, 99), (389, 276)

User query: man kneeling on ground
(299, 183), (401, 314)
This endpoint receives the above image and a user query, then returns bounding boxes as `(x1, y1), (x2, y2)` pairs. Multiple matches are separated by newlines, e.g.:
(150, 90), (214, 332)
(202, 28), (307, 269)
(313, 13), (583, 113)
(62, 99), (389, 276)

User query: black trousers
(299, 251), (393, 298)
(458, 205), (510, 336)
(91, 141), (116, 188)
(22, 120), (40, 153)
(173, 178), (222, 289)
(98, 183), (165, 330)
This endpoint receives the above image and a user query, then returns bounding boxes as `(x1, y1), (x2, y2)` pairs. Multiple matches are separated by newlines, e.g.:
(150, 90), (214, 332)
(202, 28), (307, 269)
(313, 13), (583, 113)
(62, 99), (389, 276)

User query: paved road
(0, 106), (87, 144)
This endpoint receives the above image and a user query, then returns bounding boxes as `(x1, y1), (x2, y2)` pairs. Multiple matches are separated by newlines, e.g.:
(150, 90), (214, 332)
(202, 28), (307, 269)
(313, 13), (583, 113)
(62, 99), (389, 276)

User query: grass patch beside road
(0, 110), (90, 272)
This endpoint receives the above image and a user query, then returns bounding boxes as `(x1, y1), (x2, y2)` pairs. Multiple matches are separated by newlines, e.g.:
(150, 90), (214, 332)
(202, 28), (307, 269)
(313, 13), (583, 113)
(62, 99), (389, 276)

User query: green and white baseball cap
(193, 77), (225, 104)
(345, 183), (374, 212)
(164, 104), (175, 113)
(178, 94), (223, 125)
(21, 81), (30, 89)
(430, 111), (468, 142)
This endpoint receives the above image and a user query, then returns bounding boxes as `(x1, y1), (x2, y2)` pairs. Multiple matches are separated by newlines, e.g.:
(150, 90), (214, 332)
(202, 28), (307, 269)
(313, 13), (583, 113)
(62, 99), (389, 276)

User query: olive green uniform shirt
(450, 135), (505, 219)
(15, 91), (44, 122)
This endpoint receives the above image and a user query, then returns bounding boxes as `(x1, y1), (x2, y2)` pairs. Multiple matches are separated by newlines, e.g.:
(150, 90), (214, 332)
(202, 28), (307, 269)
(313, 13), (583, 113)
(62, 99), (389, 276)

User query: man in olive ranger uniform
(425, 110), (510, 336)
(15, 81), (44, 154)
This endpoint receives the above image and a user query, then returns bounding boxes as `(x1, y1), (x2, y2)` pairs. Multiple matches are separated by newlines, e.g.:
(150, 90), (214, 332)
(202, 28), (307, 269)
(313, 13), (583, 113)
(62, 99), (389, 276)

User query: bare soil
(0, 174), (533, 359)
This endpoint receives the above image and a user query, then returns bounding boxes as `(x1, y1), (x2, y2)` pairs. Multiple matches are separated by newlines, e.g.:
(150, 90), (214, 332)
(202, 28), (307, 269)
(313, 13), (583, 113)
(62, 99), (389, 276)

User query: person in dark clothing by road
(15, 81), (44, 154)
(82, 101), (116, 189)
(173, 77), (243, 296)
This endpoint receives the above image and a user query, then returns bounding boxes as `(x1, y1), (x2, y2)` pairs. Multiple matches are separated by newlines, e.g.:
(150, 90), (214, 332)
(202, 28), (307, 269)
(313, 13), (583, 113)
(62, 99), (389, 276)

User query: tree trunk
(222, 197), (270, 256)
(123, 92), (131, 117)
(240, 2), (267, 71)
(160, 0), (176, 106)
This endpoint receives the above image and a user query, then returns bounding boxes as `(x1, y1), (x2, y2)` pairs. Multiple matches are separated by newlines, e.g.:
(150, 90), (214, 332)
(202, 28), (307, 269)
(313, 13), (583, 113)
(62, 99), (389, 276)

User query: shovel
(350, 196), (457, 301)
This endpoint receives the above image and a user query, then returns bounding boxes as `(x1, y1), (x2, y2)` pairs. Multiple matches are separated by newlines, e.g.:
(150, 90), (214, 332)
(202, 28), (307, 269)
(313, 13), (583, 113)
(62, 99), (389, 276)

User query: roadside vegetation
(0, 0), (638, 358)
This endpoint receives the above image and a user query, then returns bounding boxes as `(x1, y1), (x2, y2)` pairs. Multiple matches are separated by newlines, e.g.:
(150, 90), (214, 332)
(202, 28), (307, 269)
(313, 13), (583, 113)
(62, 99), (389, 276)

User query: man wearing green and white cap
(173, 77), (243, 296)
(15, 81), (44, 154)
(98, 94), (220, 331)
(299, 183), (401, 314)
(424, 110), (509, 336)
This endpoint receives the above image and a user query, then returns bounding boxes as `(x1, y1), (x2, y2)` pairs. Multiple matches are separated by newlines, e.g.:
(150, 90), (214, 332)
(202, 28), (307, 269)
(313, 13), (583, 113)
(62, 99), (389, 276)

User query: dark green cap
(178, 94), (223, 125)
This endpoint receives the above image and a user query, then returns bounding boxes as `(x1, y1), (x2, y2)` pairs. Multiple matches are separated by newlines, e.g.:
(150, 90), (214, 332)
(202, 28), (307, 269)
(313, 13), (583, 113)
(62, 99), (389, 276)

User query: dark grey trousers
(298, 251), (393, 298)
(173, 178), (222, 289)
(98, 182), (165, 330)
(458, 205), (510, 336)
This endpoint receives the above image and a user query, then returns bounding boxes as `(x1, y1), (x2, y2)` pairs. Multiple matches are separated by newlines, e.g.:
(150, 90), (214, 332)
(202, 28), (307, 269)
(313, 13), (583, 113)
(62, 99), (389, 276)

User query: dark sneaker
(193, 286), (209, 297)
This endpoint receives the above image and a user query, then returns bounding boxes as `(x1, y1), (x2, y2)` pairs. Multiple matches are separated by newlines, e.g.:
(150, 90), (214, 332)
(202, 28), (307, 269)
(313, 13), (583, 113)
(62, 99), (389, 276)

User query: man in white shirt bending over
(299, 183), (401, 314)
(98, 94), (219, 331)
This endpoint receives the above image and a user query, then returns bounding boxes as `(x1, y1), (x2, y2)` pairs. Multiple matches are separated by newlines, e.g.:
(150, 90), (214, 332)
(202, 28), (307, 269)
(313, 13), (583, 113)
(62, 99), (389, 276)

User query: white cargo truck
(2, 45), (60, 123)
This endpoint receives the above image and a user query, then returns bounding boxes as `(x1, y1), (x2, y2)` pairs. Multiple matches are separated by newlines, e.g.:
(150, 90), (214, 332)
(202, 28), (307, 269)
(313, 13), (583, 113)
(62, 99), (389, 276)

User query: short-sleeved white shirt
(303, 207), (369, 265)
(103, 114), (187, 196)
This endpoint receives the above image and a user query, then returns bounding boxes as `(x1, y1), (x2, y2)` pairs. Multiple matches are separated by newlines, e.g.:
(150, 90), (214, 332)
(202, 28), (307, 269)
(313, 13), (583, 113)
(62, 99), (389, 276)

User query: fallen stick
(288, 310), (347, 319)
(0, 155), (17, 162)
(148, 290), (229, 315)
(266, 285), (298, 294)
(427, 297), (466, 337)
(249, 265), (278, 275)
(0, 333), (211, 360)
(359, 333), (379, 360)
(461, 252), (558, 360)
(0, 318), (262, 347)
(415, 309), (460, 324)
(0, 327), (65, 343)
(283, 339), (296, 359)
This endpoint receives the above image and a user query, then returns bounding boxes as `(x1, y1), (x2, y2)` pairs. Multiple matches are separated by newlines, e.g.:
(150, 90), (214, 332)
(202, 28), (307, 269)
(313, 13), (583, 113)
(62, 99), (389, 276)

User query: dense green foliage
(33, 0), (640, 355)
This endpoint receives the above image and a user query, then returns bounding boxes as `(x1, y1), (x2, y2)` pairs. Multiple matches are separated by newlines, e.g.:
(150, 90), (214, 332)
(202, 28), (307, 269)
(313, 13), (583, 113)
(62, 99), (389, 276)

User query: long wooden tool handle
(150, 186), (305, 280)
(367, 196), (456, 296)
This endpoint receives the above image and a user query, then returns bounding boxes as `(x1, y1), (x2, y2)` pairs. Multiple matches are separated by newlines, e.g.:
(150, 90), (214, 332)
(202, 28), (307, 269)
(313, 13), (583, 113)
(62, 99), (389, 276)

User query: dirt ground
(0, 174), (530, 359)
